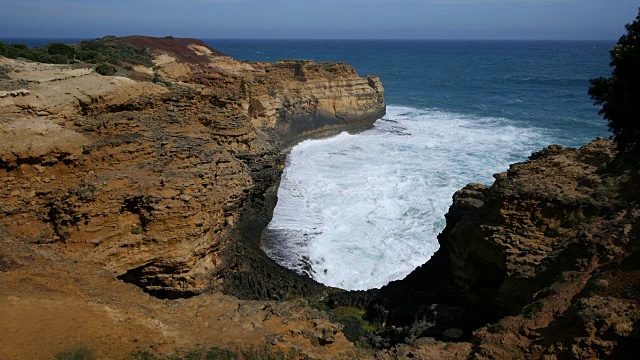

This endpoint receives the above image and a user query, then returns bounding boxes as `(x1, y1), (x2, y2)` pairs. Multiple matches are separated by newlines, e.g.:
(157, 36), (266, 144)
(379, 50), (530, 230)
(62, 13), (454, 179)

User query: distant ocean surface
(208, 40), (614, 290)
(4, 38), (614, 290)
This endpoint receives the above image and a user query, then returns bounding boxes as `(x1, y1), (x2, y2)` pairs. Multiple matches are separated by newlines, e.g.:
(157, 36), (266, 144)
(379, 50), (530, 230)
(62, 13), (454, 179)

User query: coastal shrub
(0, 43), (51, 63)
(152, 73), (174, 88)
(95, 63), (117, 76)
(47, 42), (76, 58)
(0, 41), (69, 63)
(589, 8), (640, 157)
(76, 37), (154, 66)
(49, 54), (70, 64)
(79, 39), (109, 52)
(0, 41), (19, 58)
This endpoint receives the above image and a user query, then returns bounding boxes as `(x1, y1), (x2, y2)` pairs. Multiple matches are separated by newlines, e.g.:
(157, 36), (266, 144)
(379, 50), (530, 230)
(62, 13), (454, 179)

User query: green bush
(48, 42), (76, 58)
(80, 39), (108, 52)
(0, 41), (19, 58)
(96, 63), (117, 76)
(0, 42), (53, 63)
(49, 54), (70, 64)
(10, 43), (28, 50)
(332, 306), (378, 342)
(589, 8), (640, 157)
(76, 37), (153, 66)
(0, 36), (154, 73)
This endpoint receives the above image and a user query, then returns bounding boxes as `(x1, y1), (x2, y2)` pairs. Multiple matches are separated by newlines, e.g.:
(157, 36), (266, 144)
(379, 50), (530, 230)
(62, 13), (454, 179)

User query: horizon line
(0, 37), (618, 42)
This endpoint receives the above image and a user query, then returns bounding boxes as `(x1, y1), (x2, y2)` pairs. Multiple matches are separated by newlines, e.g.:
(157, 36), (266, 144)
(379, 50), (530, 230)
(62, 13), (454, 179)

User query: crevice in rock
(117, 263), (199, 300)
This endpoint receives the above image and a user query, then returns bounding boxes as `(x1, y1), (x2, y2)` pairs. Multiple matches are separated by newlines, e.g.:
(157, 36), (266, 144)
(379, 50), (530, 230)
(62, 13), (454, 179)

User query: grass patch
(331, 306), (378, 343)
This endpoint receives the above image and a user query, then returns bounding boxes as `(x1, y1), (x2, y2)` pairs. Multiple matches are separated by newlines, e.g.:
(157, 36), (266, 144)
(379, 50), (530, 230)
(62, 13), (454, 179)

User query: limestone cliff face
(243, 61), (385, 148)
(151, 56), (386, 147)
(0, 37), (385, 298)
(369, 139), (639, 358)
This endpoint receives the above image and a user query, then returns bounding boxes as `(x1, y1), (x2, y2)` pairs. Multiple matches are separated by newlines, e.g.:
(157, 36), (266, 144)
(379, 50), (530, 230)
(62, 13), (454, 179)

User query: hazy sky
(1, 0), (638, 40)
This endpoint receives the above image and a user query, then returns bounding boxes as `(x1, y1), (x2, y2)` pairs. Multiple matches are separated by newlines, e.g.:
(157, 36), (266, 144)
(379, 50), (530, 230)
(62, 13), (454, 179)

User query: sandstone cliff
(3, 36), (638, 360)
(0, 36), (387, 359)
(0, 37), (384, 301)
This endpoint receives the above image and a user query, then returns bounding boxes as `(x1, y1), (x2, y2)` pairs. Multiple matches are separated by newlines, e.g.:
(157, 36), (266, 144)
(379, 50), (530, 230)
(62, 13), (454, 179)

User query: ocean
(207, 40), (614, 290)
(3, 38), (614, 290)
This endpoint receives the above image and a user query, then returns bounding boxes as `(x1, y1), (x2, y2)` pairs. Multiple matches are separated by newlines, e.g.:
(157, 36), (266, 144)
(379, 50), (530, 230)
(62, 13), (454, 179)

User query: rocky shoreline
(355, 139), (638, 358)
(1, 37), (638, 359)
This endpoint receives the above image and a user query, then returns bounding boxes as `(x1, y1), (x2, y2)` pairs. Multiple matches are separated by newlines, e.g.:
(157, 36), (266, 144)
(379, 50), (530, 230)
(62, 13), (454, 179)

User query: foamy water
(262, 105), (553, 290)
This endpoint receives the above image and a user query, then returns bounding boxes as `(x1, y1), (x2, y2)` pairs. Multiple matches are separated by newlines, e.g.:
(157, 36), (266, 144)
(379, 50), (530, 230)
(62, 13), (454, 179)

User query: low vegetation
(95, 63), (117, 76)
(0, 36), (153, 67)
(331, 306), (378, 343)
(0, 36), (155, 77)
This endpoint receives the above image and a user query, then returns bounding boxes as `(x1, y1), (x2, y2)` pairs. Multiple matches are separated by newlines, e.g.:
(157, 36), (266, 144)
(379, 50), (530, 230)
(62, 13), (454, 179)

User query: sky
(0, 0), (638, 40)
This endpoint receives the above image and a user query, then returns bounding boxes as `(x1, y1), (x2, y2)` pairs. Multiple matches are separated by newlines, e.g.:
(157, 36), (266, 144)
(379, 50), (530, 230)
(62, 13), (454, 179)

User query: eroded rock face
(0, 38), (385, 299)
(246, 61), (385, 148)
(369, 139), (640, 358)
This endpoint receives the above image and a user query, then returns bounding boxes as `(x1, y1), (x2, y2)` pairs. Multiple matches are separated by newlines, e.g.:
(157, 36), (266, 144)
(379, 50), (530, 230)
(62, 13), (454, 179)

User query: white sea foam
(263, 106), (551, 290)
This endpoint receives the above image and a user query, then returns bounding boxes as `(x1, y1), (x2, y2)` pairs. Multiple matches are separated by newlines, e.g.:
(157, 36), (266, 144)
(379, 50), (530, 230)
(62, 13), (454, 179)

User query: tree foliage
(47, 42), (76, 58)
(589, 9), (640, 156)
(0, 42), (53, 63)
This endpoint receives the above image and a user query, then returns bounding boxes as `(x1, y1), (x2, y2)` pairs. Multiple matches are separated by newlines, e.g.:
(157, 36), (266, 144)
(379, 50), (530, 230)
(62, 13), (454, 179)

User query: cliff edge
(0, 36), (386, 359)
(0, 36), (384, 302)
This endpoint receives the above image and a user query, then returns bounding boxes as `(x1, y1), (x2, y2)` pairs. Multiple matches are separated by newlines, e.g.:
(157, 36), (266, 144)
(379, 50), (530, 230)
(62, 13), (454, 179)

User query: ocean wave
(262, 105), (551, 290)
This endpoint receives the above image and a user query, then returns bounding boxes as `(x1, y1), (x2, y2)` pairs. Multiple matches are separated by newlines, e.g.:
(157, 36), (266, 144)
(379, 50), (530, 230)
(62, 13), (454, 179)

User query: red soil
(117, 36), (227, 65)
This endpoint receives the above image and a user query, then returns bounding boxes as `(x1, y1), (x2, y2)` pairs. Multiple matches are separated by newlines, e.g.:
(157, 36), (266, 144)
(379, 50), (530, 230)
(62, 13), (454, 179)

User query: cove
(262, 105), (552, 290)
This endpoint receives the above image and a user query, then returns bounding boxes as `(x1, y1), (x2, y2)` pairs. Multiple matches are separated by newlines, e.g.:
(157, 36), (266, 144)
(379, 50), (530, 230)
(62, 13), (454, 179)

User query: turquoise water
(207, 40), (615, 290)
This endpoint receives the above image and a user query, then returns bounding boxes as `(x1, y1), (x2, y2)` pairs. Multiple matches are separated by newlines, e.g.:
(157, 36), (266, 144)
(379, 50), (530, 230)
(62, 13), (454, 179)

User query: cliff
(0, 37), (384, 303)
(3, 36), (638, 360)
(366, 139), (639, 358)
(0, 36), (387, 359)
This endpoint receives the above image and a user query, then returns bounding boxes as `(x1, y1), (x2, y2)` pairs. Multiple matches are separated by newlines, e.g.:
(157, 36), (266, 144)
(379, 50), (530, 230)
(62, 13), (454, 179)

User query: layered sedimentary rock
(0, 37), (384, 299)
(368, 139), (639, 358)
(4, 36), (637, 359)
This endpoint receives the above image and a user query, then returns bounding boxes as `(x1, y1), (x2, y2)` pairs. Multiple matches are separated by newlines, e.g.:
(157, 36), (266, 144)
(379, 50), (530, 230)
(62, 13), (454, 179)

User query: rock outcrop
(4, 36), (638, 360)
(367, 139), (639, 358)
(0, 37), (385, 300)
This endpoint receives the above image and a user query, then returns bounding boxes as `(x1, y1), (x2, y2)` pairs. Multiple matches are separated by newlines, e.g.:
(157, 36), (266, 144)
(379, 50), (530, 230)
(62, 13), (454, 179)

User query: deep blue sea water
(208, 40), (612, 147)
(3, 38), (614, 290)
(206, 40), (614, 290)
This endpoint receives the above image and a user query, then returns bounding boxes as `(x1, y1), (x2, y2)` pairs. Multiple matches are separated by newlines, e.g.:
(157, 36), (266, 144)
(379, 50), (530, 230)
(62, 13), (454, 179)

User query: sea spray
(263, 105), (552, 290)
